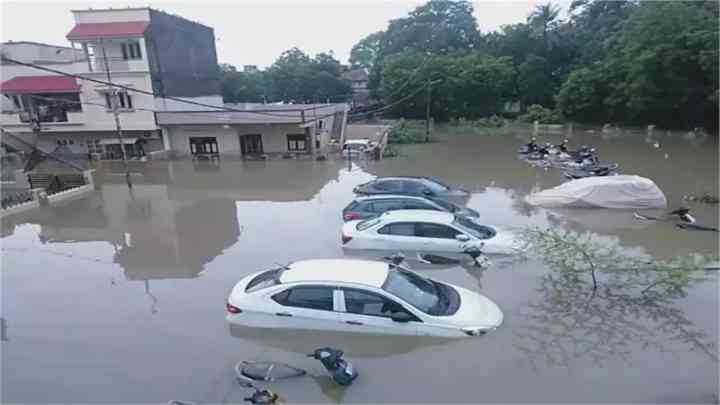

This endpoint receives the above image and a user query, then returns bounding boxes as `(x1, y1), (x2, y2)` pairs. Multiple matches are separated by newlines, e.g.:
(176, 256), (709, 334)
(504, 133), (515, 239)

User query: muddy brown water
(2, 127), (718, 403)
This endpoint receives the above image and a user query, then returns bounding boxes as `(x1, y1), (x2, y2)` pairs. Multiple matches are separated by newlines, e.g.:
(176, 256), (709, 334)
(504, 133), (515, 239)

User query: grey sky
(1, 0), (571, 68)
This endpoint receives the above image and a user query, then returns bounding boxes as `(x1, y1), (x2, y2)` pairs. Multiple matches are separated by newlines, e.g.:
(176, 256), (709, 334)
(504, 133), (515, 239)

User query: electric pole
(100, 39), (132, 189)
(425, 78), (431, 143)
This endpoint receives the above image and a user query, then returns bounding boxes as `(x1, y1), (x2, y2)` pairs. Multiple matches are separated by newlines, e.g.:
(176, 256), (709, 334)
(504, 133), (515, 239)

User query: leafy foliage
(352, 0), (718, 129)
(220, 48), (351, 104)
(518, 226), (717, 295)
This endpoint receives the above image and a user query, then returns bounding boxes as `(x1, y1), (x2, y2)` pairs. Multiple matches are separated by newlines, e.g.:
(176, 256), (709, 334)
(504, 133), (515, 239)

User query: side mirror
(455, 234), (470, 242)
(391, 311), (414, 323)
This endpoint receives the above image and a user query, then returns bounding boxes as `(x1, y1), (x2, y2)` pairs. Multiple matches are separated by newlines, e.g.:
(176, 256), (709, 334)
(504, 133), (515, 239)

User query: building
(1, 7), (222, 160)
(342, 68), (370, 107)
(156, 103), (348, 158)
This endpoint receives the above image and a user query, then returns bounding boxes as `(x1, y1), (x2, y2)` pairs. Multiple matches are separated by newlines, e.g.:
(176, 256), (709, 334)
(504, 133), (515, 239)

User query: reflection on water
(1, 129), (717, 403)
(228, 325), (454, 358)
(514, 273), (718, 369)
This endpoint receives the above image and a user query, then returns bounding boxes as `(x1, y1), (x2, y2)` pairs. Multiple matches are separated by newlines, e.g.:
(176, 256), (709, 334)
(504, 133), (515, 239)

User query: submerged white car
(341, 210), (518, 255)
(226, 259), (503, 338)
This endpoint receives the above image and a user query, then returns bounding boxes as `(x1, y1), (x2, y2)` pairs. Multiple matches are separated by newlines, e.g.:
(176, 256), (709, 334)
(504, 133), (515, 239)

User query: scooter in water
(307, 347), (358, 386)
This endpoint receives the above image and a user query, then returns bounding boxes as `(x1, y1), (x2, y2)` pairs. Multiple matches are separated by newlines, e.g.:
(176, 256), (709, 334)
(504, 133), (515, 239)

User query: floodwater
(2, 127), (718, 403)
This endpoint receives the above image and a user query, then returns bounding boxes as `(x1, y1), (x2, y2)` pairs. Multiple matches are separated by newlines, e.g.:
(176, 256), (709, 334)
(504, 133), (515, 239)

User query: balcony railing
(87, 56), (147, 73)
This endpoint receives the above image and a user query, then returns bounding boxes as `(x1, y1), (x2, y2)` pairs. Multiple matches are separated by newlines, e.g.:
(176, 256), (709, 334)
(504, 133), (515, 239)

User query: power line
(0, 56), (326, 118)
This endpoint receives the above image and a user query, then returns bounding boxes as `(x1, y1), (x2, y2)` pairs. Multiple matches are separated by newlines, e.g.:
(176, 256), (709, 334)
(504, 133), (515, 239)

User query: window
(318, 120), (323, 129)
(372, 180), (403, 192)
(378, 222), (416, 236)
(189, 137), (219, 154)
(87, 138), (103, 154)
(356, 217), (381, 231)
(246, 269), (283, 292)
(403, 200), (435, 210)
(343, 289), (411, 319)
(104, 92), (133, 110)
(119, 92), (133, 109)
(454, 216), (496, 239)
(287, 134), (306, 151)
(416, 223), (460, 239)
(382, 268), (440, 314)
(369, 200), (405, 213)
(422, 178), (450, 193)
(121, 41), (142, 60)
(272, 286), (334, 311)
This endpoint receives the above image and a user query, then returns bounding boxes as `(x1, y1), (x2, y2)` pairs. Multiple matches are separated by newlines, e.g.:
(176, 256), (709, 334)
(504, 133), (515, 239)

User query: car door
(415, 222), (468, 253)
(269, 285), (341, 331)
(337, 288), (419, 335)
(375, 222), (418, 251)
(402, 180), (433, 197)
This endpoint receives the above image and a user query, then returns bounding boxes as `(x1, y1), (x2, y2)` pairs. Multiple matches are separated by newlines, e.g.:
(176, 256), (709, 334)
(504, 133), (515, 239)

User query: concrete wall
(166, 123), (314, 157)
(146, 9), (220, 98)
(72, 8), (151, 23)
(0, 42), (83, 63)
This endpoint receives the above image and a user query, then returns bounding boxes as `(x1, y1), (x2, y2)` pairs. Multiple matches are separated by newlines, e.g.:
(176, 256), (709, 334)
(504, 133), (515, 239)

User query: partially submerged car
(342, 195), (479, 222)
(342, 139), (374, 158)
(353, 176), (469, 203)
(341, 210), (518, 255)
(526, 175), (667, 209)
(226, 259), (503, 337)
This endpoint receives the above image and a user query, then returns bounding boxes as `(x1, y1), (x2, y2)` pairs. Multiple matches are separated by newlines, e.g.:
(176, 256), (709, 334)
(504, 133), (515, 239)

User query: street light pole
(425, 78), (432, 143)
(99, 38), (132, 189)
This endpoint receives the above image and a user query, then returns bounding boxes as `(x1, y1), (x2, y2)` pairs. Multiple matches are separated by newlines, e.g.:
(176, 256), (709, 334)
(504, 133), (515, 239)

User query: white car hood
(445, 285), (503, 330)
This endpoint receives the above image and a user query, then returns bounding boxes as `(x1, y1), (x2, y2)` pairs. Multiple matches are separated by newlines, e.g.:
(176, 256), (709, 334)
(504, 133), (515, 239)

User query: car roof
(279, 259), (389, 288)
(344, 139), (370, 144)
(379, 209), (455, 224)
(372, 176), (429, 182)
(353, 194), (431, 202)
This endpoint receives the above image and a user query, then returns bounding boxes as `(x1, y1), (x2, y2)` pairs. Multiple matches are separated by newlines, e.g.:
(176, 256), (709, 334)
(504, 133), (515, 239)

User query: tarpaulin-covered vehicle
(526, 175), (667, 209)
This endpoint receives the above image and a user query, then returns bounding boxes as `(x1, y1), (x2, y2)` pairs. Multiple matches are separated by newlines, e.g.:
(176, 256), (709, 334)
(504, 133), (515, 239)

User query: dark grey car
(342, 194), (478, 222)
(353, 176), (470, 204)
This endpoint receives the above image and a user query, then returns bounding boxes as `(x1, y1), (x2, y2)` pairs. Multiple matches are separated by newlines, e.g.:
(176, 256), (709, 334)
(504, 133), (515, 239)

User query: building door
(189, 137), (219, 156)
(240, 134), (263, 155)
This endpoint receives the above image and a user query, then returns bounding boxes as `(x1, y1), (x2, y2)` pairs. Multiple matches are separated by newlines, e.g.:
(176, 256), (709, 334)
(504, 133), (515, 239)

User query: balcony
(87, 56), (148, 73)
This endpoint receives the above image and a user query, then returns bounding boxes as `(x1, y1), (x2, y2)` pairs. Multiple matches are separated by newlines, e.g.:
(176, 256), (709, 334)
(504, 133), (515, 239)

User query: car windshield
(356, 217), (381, 231)
(422, 178), (450, 193)
(345, 143), (367, 150)
(382, 267), (440, 314)
(454, 216), (494, 239)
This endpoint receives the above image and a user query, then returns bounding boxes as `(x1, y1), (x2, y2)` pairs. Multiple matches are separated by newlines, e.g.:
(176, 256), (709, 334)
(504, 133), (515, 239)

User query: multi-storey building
(1, 7), (222, 160)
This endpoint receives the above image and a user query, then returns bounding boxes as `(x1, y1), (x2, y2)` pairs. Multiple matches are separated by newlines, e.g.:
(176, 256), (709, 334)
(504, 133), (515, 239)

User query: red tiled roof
(66, 21), (148, 40)
(0, 75), (80, 94)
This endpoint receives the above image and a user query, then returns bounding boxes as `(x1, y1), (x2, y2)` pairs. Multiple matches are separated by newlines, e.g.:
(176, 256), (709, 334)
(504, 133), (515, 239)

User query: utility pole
(425, 78), (431, 143)
(99, 39), (132, 189)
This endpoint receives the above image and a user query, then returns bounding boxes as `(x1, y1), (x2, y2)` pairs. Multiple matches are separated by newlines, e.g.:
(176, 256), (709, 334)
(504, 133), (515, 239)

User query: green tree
(527, 2), (561, 54)
(380, 0), (479, 57)
(517, 54), (555, 107)
(349, 31), (384, 69)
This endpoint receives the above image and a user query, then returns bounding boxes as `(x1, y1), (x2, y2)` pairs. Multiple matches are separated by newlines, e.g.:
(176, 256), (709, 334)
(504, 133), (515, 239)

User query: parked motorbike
(307, 347), (358, 386)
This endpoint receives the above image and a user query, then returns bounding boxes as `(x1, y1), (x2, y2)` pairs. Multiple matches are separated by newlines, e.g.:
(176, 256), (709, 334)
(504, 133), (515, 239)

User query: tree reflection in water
(514, 272), (718, 370)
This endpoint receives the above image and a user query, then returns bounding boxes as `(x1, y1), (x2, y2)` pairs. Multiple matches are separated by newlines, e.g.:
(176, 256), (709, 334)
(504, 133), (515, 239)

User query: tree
(349, 31), (384, 69)
(267, 48), (351, 103)
(517, 54), (555, 107)
(527, 3), (561, 54)
(556, 66), (608, 123)
(379, 0), (479, 57)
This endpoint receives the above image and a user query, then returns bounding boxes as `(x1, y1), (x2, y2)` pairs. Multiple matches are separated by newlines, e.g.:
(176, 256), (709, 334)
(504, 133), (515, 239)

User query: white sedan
(341, 210), (518, 255)
(226, 259), (503, 338)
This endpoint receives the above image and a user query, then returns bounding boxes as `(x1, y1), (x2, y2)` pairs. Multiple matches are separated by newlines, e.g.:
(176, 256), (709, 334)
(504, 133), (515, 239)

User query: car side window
(402, 181), (426, 194)
(343, 289), (414, 319)
(373, 180), (402, 192)
(377, 222), (416, 236)
(403, 200), (434, 210)
(272, 286), (334, 311)
(371, 200), (405, 213)
(416, 223), (460, 239)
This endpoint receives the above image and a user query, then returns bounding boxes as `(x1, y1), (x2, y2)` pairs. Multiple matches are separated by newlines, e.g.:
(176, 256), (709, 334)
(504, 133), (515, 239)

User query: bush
(518, 104), (563, 124)
(388, 120), (430, 144)
(449, 115), (505, 129)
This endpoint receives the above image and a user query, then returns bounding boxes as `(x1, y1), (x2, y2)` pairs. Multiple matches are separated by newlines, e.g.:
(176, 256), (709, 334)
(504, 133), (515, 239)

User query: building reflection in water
(14, 159), (342, 281)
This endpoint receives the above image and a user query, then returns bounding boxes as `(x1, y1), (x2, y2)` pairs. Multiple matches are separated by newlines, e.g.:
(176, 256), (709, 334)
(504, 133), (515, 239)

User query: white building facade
(1, 8), (223, 160)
